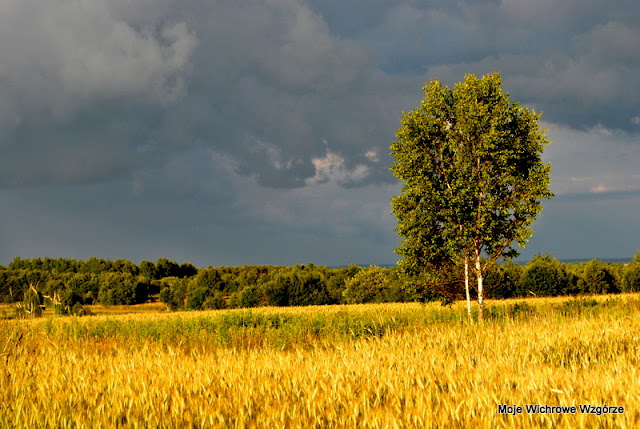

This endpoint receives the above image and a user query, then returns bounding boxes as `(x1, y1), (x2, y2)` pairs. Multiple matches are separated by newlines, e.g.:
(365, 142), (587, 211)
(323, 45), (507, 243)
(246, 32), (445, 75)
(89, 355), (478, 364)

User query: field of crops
(2, 295), (640, 428)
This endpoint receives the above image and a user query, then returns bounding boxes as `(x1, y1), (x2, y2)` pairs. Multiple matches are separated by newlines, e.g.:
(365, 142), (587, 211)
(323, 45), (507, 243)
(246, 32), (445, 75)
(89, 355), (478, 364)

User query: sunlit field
(2, 295), (640, 428)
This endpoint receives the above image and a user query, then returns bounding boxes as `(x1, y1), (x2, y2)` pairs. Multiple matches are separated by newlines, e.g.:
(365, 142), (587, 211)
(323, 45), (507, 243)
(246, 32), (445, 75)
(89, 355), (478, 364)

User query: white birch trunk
(464, 256), (472, 323)
(475, 252), (484, 322)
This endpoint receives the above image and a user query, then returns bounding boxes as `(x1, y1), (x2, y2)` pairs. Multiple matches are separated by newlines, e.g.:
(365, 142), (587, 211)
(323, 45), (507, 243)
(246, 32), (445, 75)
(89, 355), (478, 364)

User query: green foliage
(485, 262), (523, 299)
(7, 254), (635, 311)
(193, 269), (223, 292)
(261, 274), (291, 307)
(343, 266), (392, 304)
(179, 262), (198, 278)
(55, 287), (84, 315)
(158, 278), (187, 310)
(139, 261), (158, 280)
(402, 262), (465, 304)
(156, 258), (180, 279)
(622, 262), (640, 292)
(287, 265), (332, 306)
(519, 254), (568, 296)
(238, 286), (262, 308)
(581, 260), (620, 294)
(203, 292), (227, 310)
(97, 273), (148, 305)
(20, 286), (44, 318)
(558, 298), (600, 317)
(390, 72), (552, 309)
(186, 286), (211, 310)
(509, 302), (537, 318)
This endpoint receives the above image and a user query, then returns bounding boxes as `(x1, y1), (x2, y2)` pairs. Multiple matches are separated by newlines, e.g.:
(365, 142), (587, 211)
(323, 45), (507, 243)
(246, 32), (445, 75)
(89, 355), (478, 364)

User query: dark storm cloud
(3, 0), (637, 190)
(1, 0), (640, 265)
(0, 146), (401, 266)
(0, 0), (402, 190)
(335, 0), (640, 132)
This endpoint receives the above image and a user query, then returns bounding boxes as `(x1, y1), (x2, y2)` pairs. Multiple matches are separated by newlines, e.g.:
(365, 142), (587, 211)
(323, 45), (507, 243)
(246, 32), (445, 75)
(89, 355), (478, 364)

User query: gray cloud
(333, 1), (640, 132)
(3, 0), (640, 191)
(1, 0), (640, 266)
(0, 146), (401, 266)
(0, 0), (394, 189)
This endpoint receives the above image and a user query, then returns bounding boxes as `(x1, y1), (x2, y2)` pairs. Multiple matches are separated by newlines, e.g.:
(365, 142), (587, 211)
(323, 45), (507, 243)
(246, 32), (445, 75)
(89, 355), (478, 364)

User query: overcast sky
(2, 0), (639, 267)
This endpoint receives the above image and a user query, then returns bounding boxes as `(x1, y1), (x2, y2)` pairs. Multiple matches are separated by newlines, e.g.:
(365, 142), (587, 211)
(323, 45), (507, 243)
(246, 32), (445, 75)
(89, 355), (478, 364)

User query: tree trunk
(464, 256), (473, 323)
(475, 251), (484, 323)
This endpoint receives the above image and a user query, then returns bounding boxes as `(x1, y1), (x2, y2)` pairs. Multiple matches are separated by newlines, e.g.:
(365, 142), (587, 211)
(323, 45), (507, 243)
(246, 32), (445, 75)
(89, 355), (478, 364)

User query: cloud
(2, 0), (640, 266)
(6, 0), (636, 192)
(307, 150), (370, 186)
(0, 0), (395, 190)
(334, 0), (640, 133)
(542, 121), (640, 197)
(0, 1), (197, 120)
(0, 145), (401, 266)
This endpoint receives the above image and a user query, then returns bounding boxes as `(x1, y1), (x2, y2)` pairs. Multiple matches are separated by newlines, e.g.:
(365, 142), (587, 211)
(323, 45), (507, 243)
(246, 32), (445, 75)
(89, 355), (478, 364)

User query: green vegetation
(1, 253), (639, 319)
(390, 72), (552, 321)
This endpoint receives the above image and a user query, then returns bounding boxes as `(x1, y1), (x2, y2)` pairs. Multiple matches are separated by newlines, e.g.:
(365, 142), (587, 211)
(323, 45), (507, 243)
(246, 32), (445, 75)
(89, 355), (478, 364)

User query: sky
(1, 0), (639, 267)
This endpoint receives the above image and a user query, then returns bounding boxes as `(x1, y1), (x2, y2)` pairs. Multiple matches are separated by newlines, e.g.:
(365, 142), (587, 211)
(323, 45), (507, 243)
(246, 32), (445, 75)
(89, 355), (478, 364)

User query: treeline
(0, 257), (197, 315)
(475, 254), (640, 299)
(1, 253), (640, 315)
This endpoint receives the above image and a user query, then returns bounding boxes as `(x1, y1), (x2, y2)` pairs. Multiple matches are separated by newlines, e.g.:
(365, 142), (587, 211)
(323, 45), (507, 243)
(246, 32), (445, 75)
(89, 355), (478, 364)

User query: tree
(179, 262), (198, 278)
(582, 260), (620, 294)
(139, 260), (158, 280)
(156, 258), (180, 279)
(391, 72), (552, 322)
(622, 249), (640, 292)
(343, 266), (390, 304)
(518, 254), (568, 296)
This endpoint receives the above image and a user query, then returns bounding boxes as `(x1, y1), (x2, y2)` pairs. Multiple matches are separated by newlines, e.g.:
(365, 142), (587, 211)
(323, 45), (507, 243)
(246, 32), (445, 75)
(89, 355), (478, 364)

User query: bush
(186, 287), (210, 310)
(203, 292), (227, 310)
(97, 273), (148, 305)
(582, 260), (620, 294)
(519, 254), (568, 297)
(287, 268), (331, 306)
(261, 276), (290, 307)
(622, 263), (640, 292)
(485, 262), (523, 299)
(193, 269), (223, 292)
(158, 277), (187, 310)
(71, 302), (93, 316)
(20, 286), (44, 318)
(238, 286), (262, 308)
(343, 266), (391, 304)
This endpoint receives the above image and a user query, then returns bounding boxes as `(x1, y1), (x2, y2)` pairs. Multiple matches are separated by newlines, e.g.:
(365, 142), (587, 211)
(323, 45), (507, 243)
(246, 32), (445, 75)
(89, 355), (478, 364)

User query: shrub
(518, 254), (568, 297)
(622, 263), (640, 292)
(485, 262), (523, 299)
(20, 286), (44, 318)
(203, 292), (227, 310)
(186, 287), (210, 310)
(97, 272), (148, 305)
(238, 286), (262, 308)
(343, 266), (391, 304)
(582, 260), (620, 294)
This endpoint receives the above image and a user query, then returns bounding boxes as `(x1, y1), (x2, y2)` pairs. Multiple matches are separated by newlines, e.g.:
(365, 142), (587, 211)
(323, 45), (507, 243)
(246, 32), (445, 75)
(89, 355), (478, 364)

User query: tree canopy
(390, 72), (553, 321)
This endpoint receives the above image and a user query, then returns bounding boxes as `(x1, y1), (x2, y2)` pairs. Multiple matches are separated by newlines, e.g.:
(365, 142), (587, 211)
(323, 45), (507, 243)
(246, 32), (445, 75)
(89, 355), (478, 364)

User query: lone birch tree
(390, 72), (552, 322)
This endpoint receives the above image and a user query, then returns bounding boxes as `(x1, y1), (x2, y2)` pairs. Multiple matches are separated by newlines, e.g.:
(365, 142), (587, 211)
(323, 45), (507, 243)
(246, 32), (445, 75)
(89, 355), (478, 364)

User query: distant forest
(2, 254), (640, 316)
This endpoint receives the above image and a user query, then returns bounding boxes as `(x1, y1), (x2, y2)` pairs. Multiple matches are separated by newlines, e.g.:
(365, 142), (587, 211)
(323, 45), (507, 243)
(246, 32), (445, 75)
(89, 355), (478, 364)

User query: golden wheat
(1, 297), (639, 428)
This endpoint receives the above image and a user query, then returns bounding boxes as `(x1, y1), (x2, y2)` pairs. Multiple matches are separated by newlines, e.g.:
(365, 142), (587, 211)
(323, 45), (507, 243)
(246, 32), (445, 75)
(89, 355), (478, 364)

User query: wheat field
(1, 296), (639, 428)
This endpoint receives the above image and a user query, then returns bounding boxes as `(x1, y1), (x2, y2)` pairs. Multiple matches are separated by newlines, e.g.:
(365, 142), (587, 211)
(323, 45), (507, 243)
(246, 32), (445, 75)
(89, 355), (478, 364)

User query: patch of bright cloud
(365, 150), (380, 162)
(308, 151), (370, 185)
